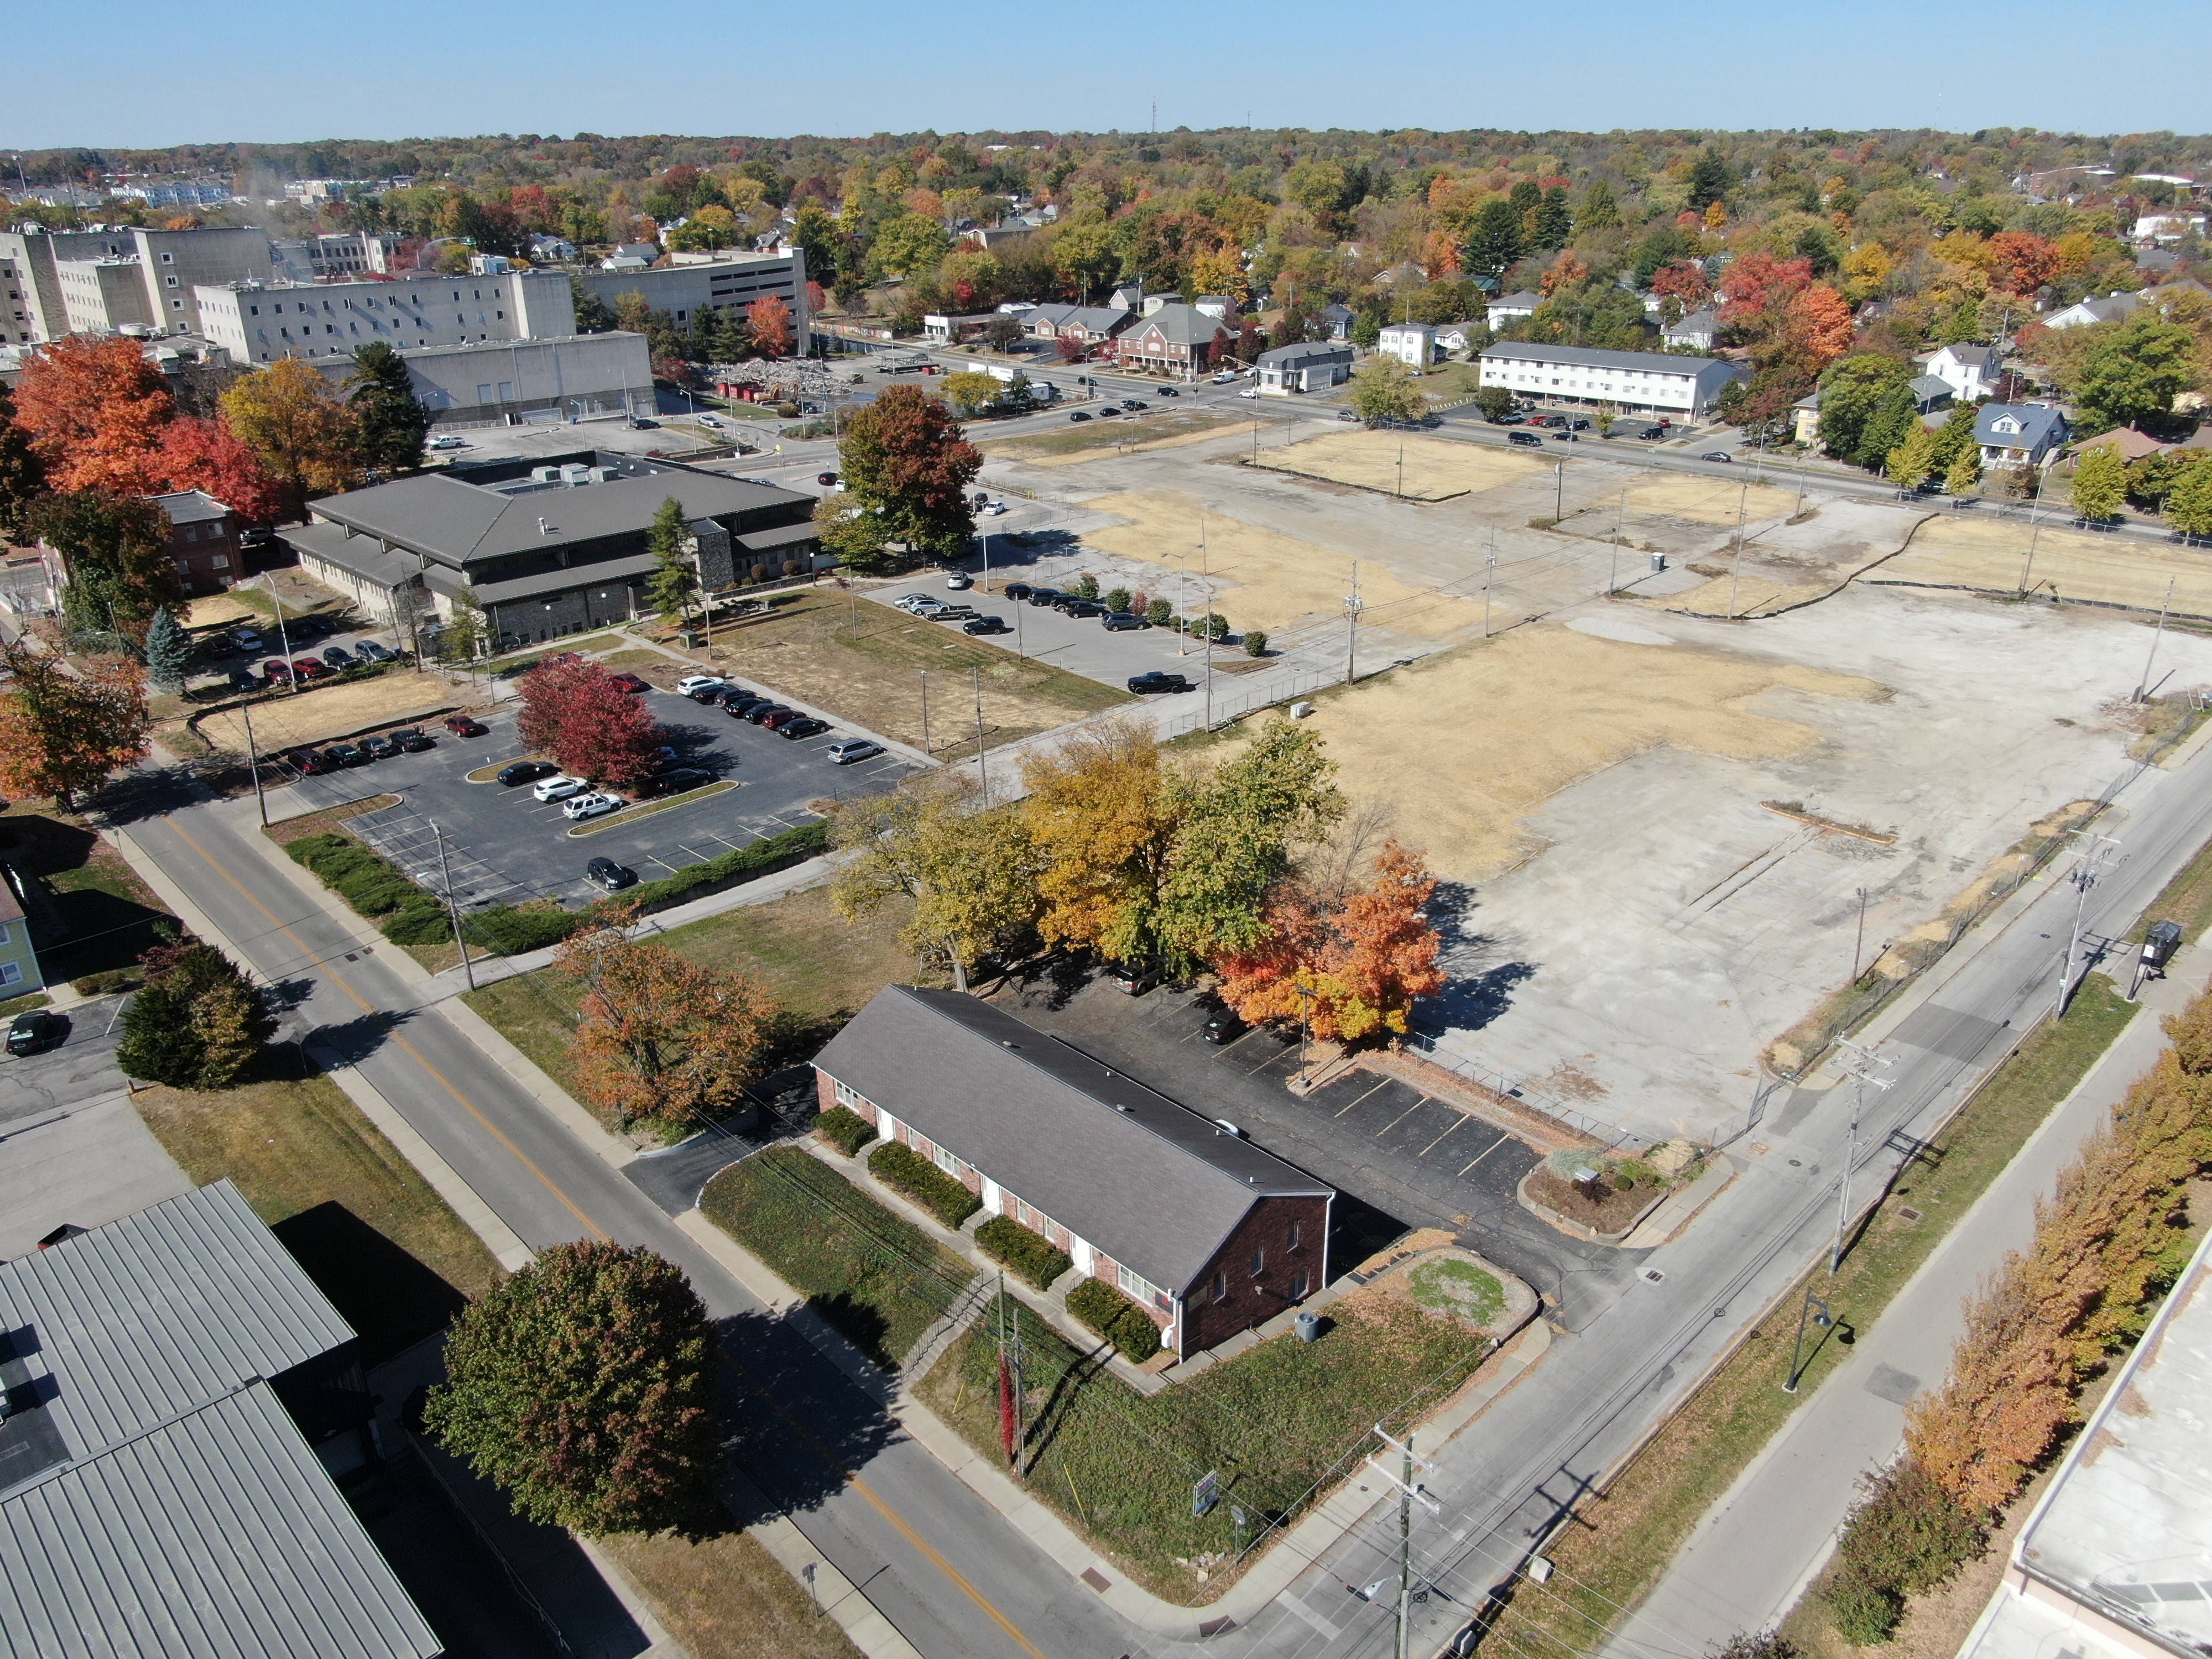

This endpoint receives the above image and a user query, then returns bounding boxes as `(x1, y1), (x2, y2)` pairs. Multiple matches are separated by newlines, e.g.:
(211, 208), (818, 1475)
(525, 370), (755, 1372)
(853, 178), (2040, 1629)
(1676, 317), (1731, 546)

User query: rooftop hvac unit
(561, 464), (593, 484)
(533, 466), (561, 483)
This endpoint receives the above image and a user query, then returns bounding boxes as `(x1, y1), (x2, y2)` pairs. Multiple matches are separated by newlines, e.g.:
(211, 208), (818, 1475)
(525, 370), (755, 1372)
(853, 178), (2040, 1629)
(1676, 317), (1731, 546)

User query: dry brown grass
(1872, 514), (2212, 616)
(596, 1528), (862, 1659)
(1251, 429), (1548, 500)
(197, 673), (479, 753)
(1078, 488), (1487, 638)
(185, 593), (263, 629)
(1285, 623), (1884, 878)
(983, 410), (1240, 464)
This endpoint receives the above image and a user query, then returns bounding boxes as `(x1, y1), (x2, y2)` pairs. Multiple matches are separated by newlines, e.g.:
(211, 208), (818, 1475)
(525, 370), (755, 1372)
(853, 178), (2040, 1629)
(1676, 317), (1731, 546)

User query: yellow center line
(158, 815), (1052, 1657)
(157, 817), (607, 1241)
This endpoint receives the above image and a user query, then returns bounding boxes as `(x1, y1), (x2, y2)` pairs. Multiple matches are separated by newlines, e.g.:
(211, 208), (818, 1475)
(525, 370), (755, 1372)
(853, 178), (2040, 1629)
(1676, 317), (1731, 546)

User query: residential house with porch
(1927, 343), (2005, 401)
(813, 987), (1336, 1360)
(1975, 404), (2070, 472)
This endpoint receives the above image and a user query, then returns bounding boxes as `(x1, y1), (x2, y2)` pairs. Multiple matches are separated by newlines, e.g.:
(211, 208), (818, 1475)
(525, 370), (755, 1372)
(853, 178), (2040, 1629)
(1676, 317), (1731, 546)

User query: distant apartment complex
(1478, 341), (1747, 418)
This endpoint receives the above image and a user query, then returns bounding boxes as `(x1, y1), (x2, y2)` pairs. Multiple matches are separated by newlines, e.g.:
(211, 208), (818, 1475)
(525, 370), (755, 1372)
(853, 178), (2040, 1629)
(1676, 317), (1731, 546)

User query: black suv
(1127, 670), (1192, 694)
(585, 857), (637, 891)
(1004, 582), (1034, 601)
(1024, 588), (1061, 607)
(498, 760), (557, 786)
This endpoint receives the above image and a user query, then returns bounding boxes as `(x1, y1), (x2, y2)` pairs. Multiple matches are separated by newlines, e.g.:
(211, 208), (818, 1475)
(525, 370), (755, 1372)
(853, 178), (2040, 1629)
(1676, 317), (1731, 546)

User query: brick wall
(1182, 1193), (1330, 1355)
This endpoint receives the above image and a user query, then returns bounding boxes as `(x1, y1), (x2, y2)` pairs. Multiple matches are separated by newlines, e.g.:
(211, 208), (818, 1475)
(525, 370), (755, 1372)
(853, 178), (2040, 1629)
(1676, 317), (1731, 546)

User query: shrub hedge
(815, 1104), (878, 1158)
(975, 1215), (1072, 1290)
(286, 832), (450, 945)
(1066, 1276), (1163, 1363)
(1819, 1461), (1984, 1646)
(867, 1141), (982, 1227)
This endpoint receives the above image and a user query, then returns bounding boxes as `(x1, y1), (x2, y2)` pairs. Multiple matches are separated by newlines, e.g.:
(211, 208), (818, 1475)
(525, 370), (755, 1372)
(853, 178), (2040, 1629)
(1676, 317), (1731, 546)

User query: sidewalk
(1599, 942), (2210, 1658)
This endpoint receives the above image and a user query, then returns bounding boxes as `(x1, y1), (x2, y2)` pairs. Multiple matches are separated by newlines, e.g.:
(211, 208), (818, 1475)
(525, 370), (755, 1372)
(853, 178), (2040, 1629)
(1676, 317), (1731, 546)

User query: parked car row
(668, 675), (880, 760)
(280, 726), (435, 775)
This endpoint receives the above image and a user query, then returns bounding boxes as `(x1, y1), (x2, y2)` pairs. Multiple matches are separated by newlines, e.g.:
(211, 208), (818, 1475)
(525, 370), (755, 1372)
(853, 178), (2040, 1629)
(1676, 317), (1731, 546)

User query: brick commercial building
(150, 488), (244, 596)
(812, 986), (1336, 1359)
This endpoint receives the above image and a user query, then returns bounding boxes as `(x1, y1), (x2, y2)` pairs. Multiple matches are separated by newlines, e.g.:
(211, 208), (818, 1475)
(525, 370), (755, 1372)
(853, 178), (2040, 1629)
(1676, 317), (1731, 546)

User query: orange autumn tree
(14, 333), (175, 497)
(1218, 840), (1446, 1044)
(553, 912), (778, 1133)
(748, 295), (793, 359)
(0, 625), (150, 810)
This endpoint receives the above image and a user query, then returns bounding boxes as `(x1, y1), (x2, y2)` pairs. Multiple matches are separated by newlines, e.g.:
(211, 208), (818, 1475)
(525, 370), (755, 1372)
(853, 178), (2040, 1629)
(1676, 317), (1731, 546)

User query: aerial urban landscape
(3, 16), (2210, 1659)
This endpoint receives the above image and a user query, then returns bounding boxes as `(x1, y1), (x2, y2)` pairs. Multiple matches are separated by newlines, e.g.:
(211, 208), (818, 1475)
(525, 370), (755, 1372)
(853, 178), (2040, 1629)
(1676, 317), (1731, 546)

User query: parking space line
(1333, 1077), (1394, 1117)
(1376, 1095), (1434, 1138)
(1459, 1133), (1513, 1177)
(1242, 1041), (1292, 1075)
(1418, 1115), (1470, 1157)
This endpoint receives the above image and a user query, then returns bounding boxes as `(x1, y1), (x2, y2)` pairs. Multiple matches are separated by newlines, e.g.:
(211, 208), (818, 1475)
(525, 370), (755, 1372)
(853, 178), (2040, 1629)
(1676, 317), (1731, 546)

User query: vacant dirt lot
(1869, 514), (2212, 617)
(1253, 429), (1549, 500)
(1078, 488), (1489, 638)
(687, 588), (1129, 753)
(1611, 498), (1931, 618)
(185, 593), (262, 630)
(195, 671), (476, 753)
(1289, 622), (1883, 879)
(982, 410), (1241, 466)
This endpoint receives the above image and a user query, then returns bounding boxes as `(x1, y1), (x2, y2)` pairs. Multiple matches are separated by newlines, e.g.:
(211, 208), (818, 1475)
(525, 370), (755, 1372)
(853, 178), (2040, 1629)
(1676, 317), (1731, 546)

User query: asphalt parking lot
(274, 681), (917, 910)
(0, 998), (129, 1129)
(864, 578), (1228, 696)
(992, 969), (1641, 1329)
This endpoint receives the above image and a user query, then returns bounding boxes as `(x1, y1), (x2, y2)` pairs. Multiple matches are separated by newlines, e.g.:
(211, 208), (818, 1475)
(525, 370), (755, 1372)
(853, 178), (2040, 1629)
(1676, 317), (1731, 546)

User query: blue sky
(10, 1), (2207, 150)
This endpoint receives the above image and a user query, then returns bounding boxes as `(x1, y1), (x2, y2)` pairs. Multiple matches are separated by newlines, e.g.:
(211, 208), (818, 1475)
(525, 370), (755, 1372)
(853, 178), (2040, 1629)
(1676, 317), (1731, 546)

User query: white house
(1927, 343), (2004, 401)
(2042, 290), (2142, 330)
(1433, 320), (1485, 353)
(1256, 341), (1354, 394)
(1377, 321), (1438, 368)
(1662, 308), (1719, 351)
(1486, 289), (1542, 331)
(2136, 212), (2207, 246)
(1477, 341), (1747, 418)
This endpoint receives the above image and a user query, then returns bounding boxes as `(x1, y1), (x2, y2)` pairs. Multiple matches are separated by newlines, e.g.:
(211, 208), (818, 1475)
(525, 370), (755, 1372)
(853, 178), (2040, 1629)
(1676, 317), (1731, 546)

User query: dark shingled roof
(813, 987), (1332, 1297)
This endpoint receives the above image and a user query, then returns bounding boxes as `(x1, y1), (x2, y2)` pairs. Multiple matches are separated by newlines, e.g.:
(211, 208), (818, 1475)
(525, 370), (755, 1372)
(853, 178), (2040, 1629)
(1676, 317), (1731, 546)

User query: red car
(292, 657), (328, 680)
(262, 658), (293, 682)
(443, 714), (487, 737)
(760, 707), (806, 730)
(609, 672), (650, 694)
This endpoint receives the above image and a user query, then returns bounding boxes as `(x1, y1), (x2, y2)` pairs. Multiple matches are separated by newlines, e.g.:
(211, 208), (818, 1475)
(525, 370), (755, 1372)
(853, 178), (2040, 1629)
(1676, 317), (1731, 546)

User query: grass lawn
(982, 410), (1240, 458)
(133, 1061), (503, 1362)
(1418, 362), (1487, 402)
(920, 1287), (1494, 1602)
(2132, 823), (2212, 943)
(0, 802), (179, 991)
(1472, 973), (2140, 1659)
(699, 589), (1130, 755)
(462, 884), (938, 1116)
(699, 1147), (969, 1366)
(598, 1527), (861, 1659)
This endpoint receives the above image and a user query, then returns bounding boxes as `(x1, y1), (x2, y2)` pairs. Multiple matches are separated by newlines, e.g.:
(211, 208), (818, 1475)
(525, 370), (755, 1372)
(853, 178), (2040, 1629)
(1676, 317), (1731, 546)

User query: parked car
(1123, 400), (1147, 411)
(1494, 413), (1525, 425)
(723, 696), (773, 719)
(931, 606), (978, 622)
(685, 682), (728, 703)
(428, 435), (467, 450)
(609, 672), (650, 693)
(817, 471), (840, 486)
(1508, 430), (1545, 447)
(1548, 431), (1577, 442)
(1213, 369), (1239, 383)
(262, 659), (293, 682)
(1104, 959), (1159, 996)
(353, 639), (395, 663)
(532, 774), (587, 802)
(1202, 1010), (1245, 1045)
(291, 658), (328, 680)
(641, 769), (712, 796)
(1024, 588), (1061, 607)
(760, 708), (807, 730)
(1102, 611), (1148, 630)
(946, 573), (973, 589)
(357, 734), (399, 760)
(1097, 406), (1120, 418)
(981, 501), (1007, 515)
(323, 743), (366, 768)
(228, 669), (262, 693)
(392, 728), (434, 752)
(1068, 411), (1092, 422)
(1568, 418), (1591, 431)
(283, 747), (335, 775)
(827, 739), (883, 765)
(710, 685), (755, 707)
(964, 617), (1010, 635)
(586, 856), (637, 891)
(1004, 582), (1034, 601)
(498, 760), (556, 786)
(743, 703), (792, 725)
(778, 717), (830, 740)
(5, 1009), (62, 1056)
(675, 674), (726, 696)
(1238, 388), (1259, 399)
(1159, 385), (1180, 397)
(444, 715), (487, 737)
(231, 628), (264, 652)
(562, 791), (622, 821)
(321, 646), (354, 669)
(1128, 670), (1192, 694)
(1703, 451), (1734, 463)
(1338, 409), (1361, 422)
(1637, 426), (1666, 440)
(1061, 599), (1107, 618)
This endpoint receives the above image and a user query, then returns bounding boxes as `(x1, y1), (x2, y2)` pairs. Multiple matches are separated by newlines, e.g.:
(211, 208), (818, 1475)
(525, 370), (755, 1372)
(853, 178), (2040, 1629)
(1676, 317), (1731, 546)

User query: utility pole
(1726, 481), (1749, 619)
(2055, 832), (2124, 1022)
(1365, 1426), (1439, 1659)
(2018, 467), (2051, 596)
(1554, 460), (1563, 522)
(1484, 549), (1499, 637)
(1830, 1038), (1893, 1274)
(1202, 531), (1214, 731)
(431, 820), (476, 992)
(920, 671), (930, 756)
(269, 583), (295, 692)
(1343, 560), (1363, 686)
(2136, 576), (2176, 703)
(1850, 886), (1868, 983)
(973, 666), (988, 805)
(241, 700), (269, 828)
(1610, 486), (1626, 594)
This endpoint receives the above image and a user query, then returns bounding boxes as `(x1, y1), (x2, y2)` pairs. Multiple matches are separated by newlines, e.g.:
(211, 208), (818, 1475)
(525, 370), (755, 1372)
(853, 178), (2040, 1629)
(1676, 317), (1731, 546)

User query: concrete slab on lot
(0, 1094), (192, 1258)
(0, 995), (131, 1128)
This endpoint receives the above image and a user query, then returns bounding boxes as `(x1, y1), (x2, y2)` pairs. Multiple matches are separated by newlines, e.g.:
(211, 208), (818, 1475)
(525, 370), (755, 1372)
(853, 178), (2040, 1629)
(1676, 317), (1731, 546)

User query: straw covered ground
(1250, 429), (1549, 500)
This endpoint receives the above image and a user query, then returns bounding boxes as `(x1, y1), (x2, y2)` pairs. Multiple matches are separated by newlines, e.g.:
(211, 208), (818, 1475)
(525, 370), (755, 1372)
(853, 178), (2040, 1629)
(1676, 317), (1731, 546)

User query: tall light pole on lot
(973, 667), (989, 805)
(1343, 560), (1363, 686)
(430, 820), (477, 993)
(240, 701), (269, 828)
(2017, 466), (2051, 596)
(2055, 832), (2124, 1023)
(1202, 531), (1214, 731)
(1830, 1038), (1891, 1274)
(1365, 1426), (1439, 1659)
(1554, 460), (1563, 522)
(1484, 549), (1499, 637)
(919, 671), (931, 757)
(2136, 576), (2177, 703)
(1725, 483), (1750, 619)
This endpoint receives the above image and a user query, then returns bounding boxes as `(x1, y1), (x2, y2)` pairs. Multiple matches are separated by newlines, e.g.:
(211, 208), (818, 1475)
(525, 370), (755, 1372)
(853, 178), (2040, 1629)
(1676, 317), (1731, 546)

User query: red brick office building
(813, 985), (1334, 1359)
(150, 489), (242, 597)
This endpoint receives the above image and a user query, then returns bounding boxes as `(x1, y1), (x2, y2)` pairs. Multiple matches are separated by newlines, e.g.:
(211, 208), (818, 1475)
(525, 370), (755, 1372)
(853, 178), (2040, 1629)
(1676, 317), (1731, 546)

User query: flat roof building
(196, 268), (575, 365)
(1478, 340), (1747, 418)
(575, 249), (810, 347)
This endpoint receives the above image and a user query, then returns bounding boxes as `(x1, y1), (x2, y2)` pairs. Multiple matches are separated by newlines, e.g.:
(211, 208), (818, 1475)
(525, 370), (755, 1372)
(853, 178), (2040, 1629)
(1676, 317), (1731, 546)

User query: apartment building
(0, 226), (273, 341)
(56, 257), (156, 333)
(151, 489), (244, 596)
(575, 248), (808, 341)
(1478, 341), (1746, 417)
(271, 232), (404, 281)
(196, 268), (575, 364)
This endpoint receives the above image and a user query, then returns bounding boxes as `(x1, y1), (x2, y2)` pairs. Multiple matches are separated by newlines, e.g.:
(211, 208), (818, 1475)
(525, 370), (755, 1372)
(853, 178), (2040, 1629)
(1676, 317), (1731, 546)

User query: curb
(724, 1468), (926, 1659)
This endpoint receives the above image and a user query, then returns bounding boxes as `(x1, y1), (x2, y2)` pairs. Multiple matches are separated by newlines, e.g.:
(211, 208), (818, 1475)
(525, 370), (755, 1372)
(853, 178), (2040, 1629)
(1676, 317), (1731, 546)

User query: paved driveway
(0, 995), (131, 1128)
(274, 685), (916, 910)
(859, 584), (1236, 697)
(990, 969), (1637, 1328)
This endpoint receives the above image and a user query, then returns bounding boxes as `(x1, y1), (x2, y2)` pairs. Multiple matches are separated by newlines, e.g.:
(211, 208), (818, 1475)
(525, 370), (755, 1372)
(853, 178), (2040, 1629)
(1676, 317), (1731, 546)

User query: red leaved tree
(748, 295), (794, 359)
(517, 659), (661, 785)
(1989, 232), (2060, 298)
(1718, 252), (1813, 328)
(159, 414), (285, 525)
(14, 333), (175, 497)
(1785, 283), (1856, 371)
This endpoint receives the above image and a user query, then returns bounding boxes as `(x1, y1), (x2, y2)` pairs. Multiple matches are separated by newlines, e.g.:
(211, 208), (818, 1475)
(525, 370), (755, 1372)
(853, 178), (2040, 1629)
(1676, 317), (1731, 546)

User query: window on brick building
(1249, 1245), (1265, 1276)
(1211, 1271), (1228, 1302)
(1288, 1218), (1301, 1250)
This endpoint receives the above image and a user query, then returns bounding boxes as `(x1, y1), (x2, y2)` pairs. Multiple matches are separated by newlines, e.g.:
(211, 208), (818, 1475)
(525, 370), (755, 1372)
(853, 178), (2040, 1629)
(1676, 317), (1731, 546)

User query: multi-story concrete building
(1478, 341), (1747, 418)
(0, 227), (273, 341)
(196, 268), (575, 364)
(319, 331), (654, 426)
(56, 257), (156, 334)
(575, 248), (808, 341)
(0, 243), (31, 345)
(270, 232), (404, 282)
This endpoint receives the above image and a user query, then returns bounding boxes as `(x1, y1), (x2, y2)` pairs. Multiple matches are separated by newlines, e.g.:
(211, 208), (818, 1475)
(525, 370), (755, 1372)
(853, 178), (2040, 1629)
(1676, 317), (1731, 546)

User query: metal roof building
(0, 1182), (440, 1658)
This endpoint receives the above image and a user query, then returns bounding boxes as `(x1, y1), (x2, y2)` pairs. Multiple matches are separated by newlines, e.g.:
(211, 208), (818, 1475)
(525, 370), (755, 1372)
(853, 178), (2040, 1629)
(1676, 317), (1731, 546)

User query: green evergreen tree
(440, 589), (493, 663)
(114, 941), (274, 1090)
(1687, 147), (1732, 211)
(1928, 401), (1980, 474)
(570, 276), (617, 333)
(1535, 186), (1574, 249)
(345, 342), (432, 473)
(144, 607), (192, 692)
(1463, 199), (1526, 280)
(1578, 181), (1621, 231)
(1859, 383), (1923, 473)
(644, 496), (696, 620)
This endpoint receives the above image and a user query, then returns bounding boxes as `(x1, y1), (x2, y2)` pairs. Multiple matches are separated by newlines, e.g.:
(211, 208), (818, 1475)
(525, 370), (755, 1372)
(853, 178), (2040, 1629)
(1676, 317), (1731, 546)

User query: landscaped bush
(288, 832), (448, 944)
(466, 905), (584, 955)
(1820, 1568), (1903, 1647)
(867, 1141), (982, 1227)
(71, 967), (140, 996)
(975, 1215), (1072, 1290)
(1243, 630), (1268, 657)
(815, 1104), (878, 1158)
(1066, 1276), (1164, 1362)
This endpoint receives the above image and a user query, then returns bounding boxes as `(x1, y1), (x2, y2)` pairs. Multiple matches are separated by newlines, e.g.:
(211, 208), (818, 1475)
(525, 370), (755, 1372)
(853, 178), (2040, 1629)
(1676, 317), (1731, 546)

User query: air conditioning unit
(560, 465), (593, 485)
(532, 466), (561, 483)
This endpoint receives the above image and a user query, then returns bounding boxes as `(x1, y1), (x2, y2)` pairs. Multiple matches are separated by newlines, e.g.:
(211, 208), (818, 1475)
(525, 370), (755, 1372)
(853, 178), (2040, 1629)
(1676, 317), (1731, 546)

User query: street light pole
(973, 666), (988, 805)
(431, 820), (476, 992)
(1484, 550), (1499, 637)
(240, 701), (269, 828)
(2018, 467), (2051, 596)
(2137, 576), (2176, 703)
(2055, 833), (2124, 1022)
(1343, 560), (1363, 686)
(1782, 1292), (1834, 1393)
(920, 671), (930, 757)
(1830, 1039), (1892, 1274)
